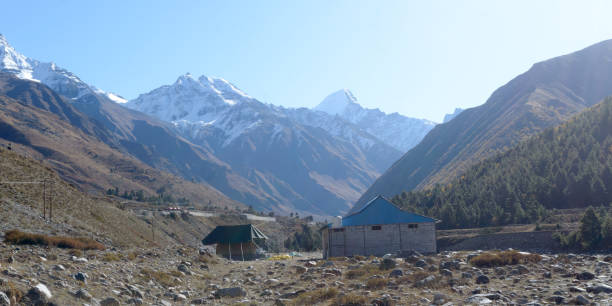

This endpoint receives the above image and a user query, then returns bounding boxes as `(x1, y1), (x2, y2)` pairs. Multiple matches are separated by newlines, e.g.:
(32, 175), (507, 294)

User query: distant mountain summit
(443, 108), (463, 123)
(0, 33), (124, 103)
(126, 74), (404, 215)
(314, 89), (436, 152)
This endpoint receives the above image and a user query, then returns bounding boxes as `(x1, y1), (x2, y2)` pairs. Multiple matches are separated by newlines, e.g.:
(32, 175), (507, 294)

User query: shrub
(140, 268), (175, 287)
(366, 278), (387, 290)
(469, 250), (541, 267)
(292, 288), (338, 305)
(102, 252), (122, 262)
(4, 230), (105, 250)
(331, 293), (367, 306)
(345, 264), (379, 280)
(379, 258), (396, 270)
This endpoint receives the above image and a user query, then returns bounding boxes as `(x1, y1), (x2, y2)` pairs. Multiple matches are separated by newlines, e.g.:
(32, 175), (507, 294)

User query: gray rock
(569, 286), (585, 293)
(127, 285), (144, 298)
(127, 298), (143, 304)
(548, 295), (564, 304)
(433, 292), (447, 305)
(572, 295), (589, 305)
(74, 272), (88, 283)
(388, 269), (403, 277)
(0, 291), (9, 305)
(476, 274), (490, 284)
(461, 272), (473, 279)
(440, 269), (453, 277)
(416, 275), (436, 287)
(465, 294), (492, 304)
(576, 271), (595, 280)
(100, 297), (120, 306)
(414, 259), (427, 267)
(214, 287), (247, 298)
(586, 284), (612, 294)
(25, 284), (52, 305)
(293, 265), (307, 274)
(74, 288), (92, 301)
(321, 261), (335, 267)
(190, 298), (207, 304)
(52, 264), (65, 271)
(177, 264), (190, 274)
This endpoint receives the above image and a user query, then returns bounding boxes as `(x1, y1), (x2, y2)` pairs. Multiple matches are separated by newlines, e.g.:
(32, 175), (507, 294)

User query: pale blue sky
(2, 1), (612, 122)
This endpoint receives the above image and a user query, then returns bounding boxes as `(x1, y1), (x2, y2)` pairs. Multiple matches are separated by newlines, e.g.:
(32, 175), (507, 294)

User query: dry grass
(331, 293), (368, 306)
(366, 278), (387, 290)
(292, 288), (339, 305)
(140, 268), (176, 288)
(4, 230), (105, 250)
(1, 281), (24, 303)
(102, 252), (122, 262)
(197, 253), (219, 264)
(345, 264), (380, 280)
(469, 250), (542, 268)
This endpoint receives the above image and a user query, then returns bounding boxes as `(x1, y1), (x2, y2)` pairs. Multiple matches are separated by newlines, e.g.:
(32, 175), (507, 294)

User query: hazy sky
(3, 1), (612, 122)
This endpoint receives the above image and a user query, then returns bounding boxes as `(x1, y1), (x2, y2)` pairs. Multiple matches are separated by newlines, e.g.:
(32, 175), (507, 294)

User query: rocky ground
(0, 241), (611, 305)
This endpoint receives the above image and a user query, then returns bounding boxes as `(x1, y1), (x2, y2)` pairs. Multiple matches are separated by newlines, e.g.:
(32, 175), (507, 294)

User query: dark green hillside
(392, 97), (612, 229)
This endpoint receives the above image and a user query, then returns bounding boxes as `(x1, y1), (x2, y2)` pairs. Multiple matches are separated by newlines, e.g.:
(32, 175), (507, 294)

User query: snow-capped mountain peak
(313, 89), (437, 151)
(314, 89), (357, 115)
(0, 33), (34, 79)
(0, 33), (123, 102)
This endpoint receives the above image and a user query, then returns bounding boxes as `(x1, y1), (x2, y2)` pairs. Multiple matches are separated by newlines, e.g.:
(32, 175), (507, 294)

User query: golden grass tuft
(469, 250), (542, 268)
(366, 278), (387, 290)
(331, 293), (368, 306)
(292, 288), (339, 305)
(4, 230), (105, 250)
(140, 268), (176, 287)
(102, 252), (123, 262)
(345, 264), (380, 280)
(197, 253), (219, 264)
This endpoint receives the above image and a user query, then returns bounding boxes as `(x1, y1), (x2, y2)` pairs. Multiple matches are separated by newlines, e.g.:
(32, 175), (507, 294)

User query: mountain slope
(314, 89), (436, 152)
(127, 74), (403, 215)
(355, 38), (612, 210)
(391, 96), (612, 229)
(0, 73), (243, 210)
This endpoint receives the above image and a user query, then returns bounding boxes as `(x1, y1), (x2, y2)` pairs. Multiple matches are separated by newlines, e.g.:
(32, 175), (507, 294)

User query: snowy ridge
(314, 89), (437, 152)
(0, 33), (120, 102)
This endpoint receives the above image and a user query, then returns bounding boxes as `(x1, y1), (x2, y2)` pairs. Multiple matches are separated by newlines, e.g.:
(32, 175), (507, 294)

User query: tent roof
(202, 224), (268, 245)
(342, 195), (437, 226)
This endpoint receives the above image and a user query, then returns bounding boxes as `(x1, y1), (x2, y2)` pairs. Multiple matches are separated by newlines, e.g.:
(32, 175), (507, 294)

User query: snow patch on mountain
(0, 33), (120, 101)
(313, 89), (437, 152)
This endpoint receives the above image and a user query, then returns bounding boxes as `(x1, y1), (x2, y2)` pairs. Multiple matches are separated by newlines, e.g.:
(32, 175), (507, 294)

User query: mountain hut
(321, 195), (439, 258)
(202, 224), (268, 260)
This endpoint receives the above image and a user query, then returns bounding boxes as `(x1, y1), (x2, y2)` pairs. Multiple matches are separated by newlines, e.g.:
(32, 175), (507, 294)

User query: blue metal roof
(342, 195), (436, 226)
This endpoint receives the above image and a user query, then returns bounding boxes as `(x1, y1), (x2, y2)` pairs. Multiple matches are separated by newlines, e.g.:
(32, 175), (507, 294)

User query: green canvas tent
(202, 224), (268, 260)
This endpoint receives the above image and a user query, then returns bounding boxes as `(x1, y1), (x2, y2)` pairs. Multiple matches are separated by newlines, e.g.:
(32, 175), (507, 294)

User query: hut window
(408, 224), (418, 229)
(333, 228), (344, 232)
(371, 225), (382, 230)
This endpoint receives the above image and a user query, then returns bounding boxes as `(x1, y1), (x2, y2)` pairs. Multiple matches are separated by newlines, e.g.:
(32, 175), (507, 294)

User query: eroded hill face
(355, 39), (612, 210)
(0, 73), (244, 211)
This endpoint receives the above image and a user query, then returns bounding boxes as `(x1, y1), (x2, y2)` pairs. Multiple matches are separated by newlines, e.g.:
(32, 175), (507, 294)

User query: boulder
(0, 292), (9, 306)
(74, 289), (92, 301)
(476, 274), (490, 284)
(215, 287), (247, 298)
(576, 271), (595, 280)
(100, 297), (120, 306)
(572, 295), (589, 305)
(388, 269), (403, 277)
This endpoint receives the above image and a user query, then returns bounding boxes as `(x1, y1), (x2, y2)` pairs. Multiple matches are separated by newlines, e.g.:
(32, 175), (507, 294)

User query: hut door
(330, 228), (345, 257)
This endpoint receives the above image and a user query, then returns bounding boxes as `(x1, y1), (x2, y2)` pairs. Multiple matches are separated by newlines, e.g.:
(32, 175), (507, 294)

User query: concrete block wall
(324, 222), (436, 258)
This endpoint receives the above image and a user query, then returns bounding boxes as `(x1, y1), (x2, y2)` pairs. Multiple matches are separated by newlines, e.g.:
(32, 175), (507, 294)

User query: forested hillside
(392, 97), (612, 229)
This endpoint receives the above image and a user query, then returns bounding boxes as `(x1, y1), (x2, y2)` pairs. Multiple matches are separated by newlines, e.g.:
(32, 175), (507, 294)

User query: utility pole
(43, 180), (46, 219)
